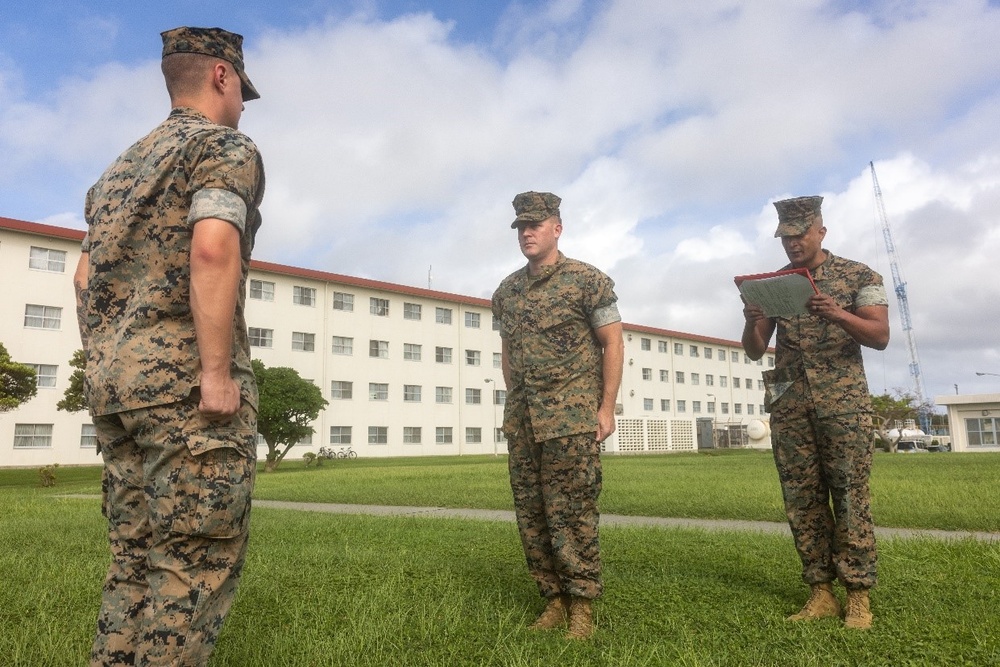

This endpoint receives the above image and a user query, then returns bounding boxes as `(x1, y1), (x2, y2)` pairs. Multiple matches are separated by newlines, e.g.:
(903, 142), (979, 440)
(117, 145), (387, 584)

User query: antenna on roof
(428, 265), (432, 289)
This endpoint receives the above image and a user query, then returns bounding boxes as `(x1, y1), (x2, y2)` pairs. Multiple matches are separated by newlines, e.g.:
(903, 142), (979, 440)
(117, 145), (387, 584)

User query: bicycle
(336, 446), (357, 459)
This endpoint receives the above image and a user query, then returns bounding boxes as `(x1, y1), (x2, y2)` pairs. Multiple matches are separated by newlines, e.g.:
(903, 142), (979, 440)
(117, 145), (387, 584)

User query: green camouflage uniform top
(764, 251), (888, 420)
(82, 107), (265, 416)
(492, 252), (621, 442)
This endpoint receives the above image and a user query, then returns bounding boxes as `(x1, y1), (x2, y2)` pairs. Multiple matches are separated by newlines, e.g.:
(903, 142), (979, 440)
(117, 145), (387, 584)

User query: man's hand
(596, 405), (616, 443)
(198, 371), (241, 419)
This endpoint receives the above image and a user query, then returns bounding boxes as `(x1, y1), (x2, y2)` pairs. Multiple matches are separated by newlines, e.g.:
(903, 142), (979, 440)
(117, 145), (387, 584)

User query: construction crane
(869, 161), (931, 432)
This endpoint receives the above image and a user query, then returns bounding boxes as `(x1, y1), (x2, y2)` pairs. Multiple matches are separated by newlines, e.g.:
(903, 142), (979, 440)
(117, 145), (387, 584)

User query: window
(404, 302), (422, 320)
(466, 388), (482, 405)
(966, 417), (999, 446)
(435, 347), (452, 364)
(332, 336), (353, 355)
(333, 292), (354, 311)
(24, 304), (61, 329)
(721, 402), (730, 415)
(249, 279), (274, 301)
(465, 312), (481, 328)
(690, 345), (699, 357)
(677, 400), (686, 413)
(370, 297), (389, 316)
(465, 427), (482, 444)
(734, 378), (741, 389)
(640, 338), (651, 351)
(13, 424), (53, 448)
(492, 317), (501, 331)
(435, 307), (452, 324)
(403, 385), (422, 402)
(293, 286), (316, 306)
(720, 376), (728, 388)
(744, 354), (752, 365)
(330, 426), (352, 444)
(642, 368), (652, 381)
(731, 351), (739, 363)
(494, 389), (506, 405)
(768, 356), (775, 367)
(693, 401), (702, 414)
(369, 340), (389, 359)
(746, 378), (753, 389)
(757, 359), (764, 366)
(718, 349), (726, 361)
(298, 433), (313, 445)
(495, 428), (506, 444)
(29, 246), (67, 272)
(707, 402), (716, 414)
(660, 370), (669, 382)
(674, 342), (683, 355)
(369, 383), (388, 400)
(748, 404), (755, 415)
(249, 327), (273, 348)
(676, 371), (685, 384)
(660, 399), (671, 412)
(643, 398), (653, 411)
(368, 426), (388, 445)
(493, 352), (502, 369)
(706, 374), (714, 386)
(291, 332), (315, 352)
(436, 427), (453, 444)
(691, 373), (700, 386)
(465, 350), (481, 366)
(29, 364), (57, 388)
(435, 386), (453, 404)
(658, 341), (668, 353)
(330, 381), (353, 400)
(404, 343), (422, 361)
(735, 404), (743, 415)
(704, 347), (713, 360)
(404, 427), (422, 444)
(80, 424), (98, 448)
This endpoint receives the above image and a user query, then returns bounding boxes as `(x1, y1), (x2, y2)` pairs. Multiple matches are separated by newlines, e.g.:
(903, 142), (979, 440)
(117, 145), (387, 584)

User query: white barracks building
(1, 216), (774, 468)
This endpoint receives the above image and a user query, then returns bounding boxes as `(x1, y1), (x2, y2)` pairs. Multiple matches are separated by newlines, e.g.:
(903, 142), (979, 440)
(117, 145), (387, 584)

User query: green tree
(253, 359), (328, 472)
(0, 342), (37, 412)
(57, 349), (88, 413)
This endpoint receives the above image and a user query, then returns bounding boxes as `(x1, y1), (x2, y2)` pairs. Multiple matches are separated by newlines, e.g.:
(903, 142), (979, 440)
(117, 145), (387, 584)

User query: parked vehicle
(896, 440), (928, 453)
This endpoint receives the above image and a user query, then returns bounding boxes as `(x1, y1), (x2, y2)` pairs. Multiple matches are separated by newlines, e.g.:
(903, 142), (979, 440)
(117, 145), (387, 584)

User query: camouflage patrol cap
(511, 191), (561, 228)
(773, 195), (823, 237)
(161, 26), (260, 101)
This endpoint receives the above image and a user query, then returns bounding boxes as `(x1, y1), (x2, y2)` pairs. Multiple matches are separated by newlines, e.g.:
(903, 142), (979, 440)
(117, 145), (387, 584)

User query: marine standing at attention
(741, 196), (889, 630)
(491, 191), (624, 640)
(74, 26), (265, 666)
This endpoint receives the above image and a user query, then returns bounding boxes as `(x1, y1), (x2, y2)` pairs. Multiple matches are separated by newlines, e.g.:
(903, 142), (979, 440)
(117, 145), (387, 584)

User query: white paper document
(735, 269), (818, 318)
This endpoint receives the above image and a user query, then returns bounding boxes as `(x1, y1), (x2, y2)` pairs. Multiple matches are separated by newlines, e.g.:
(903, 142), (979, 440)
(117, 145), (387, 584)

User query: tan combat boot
(786, 582), (842, 622)
(528, 595), (569, 630)
(844, 589), (873, 630)
(564, 597), (594, 640)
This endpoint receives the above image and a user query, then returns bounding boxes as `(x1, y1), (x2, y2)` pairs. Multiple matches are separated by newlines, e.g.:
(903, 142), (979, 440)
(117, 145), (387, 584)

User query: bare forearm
(190, 221), (241, 379)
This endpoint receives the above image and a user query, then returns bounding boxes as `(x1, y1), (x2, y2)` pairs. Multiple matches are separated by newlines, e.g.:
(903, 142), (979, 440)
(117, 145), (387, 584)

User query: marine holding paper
(740, 195), (889, 630)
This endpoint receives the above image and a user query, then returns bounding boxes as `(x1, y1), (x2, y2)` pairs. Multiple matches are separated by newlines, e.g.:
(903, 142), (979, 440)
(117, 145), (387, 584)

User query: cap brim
(238, 70), (260, 101)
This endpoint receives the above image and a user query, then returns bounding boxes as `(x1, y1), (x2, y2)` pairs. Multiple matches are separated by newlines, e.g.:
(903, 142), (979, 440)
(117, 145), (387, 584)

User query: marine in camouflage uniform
(74, 27), (265, 666)
(741, 196), (889, 630)
(491, 192), (624, 640)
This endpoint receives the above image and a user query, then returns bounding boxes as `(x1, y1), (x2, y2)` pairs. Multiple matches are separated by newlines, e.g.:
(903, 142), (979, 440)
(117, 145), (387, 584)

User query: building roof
(1, 215), (758, 349)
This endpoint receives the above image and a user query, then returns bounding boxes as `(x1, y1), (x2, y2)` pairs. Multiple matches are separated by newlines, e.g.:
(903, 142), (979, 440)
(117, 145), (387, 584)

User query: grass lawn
(1, 450), (998, 666)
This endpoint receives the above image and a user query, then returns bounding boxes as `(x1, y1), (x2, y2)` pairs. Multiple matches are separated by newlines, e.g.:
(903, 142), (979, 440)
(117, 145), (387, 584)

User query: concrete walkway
(252, 499), (1000, 543)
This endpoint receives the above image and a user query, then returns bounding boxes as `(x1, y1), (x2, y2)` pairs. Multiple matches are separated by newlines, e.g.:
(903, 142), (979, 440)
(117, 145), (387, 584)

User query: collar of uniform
(168, 106), (214, 123)
(524, 251), (567, 282)
(808, 250), (834, 280)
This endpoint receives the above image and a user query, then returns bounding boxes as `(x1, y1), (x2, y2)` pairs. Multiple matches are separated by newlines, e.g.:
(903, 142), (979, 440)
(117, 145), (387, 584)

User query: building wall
(0, 217), (772, 467)
(934, 393), (1000, 452)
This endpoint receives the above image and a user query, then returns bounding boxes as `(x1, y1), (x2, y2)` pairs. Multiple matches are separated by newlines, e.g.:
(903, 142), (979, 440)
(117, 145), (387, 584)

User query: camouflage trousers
(90, 395), (257, 666)
(771, 410), (877, 590)
(507, 418), (603, 600)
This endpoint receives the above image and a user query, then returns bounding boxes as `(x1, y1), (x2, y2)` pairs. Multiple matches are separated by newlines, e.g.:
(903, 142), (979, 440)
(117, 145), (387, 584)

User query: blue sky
(2, 0), (1000, 407)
